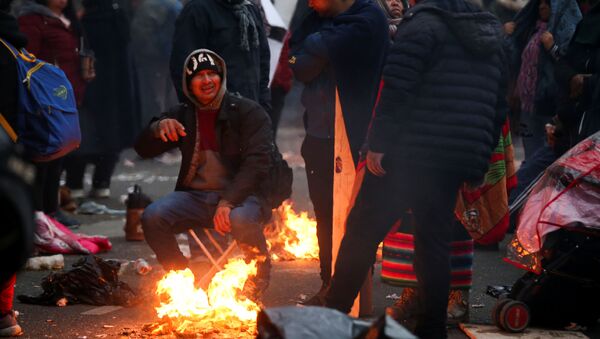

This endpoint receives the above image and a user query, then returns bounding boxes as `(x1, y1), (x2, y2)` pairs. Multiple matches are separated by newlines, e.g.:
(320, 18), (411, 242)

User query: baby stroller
(491, 131), (600, 333)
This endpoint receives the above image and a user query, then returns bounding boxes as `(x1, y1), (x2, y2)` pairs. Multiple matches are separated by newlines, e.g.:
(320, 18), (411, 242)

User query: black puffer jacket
(369, 0), (508, 181)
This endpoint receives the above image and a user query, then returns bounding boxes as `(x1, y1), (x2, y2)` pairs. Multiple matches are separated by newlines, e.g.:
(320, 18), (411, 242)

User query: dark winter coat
(290, 0), (389, 161)
(554, 7), (600, 150)
(134, 92), (273, 207)
(369, 0), (508, 182)
(170, 0), (271, 112)
(16, 2), (86, 105)
(0, 10), (27, 128)
(77, 0), (139, 154)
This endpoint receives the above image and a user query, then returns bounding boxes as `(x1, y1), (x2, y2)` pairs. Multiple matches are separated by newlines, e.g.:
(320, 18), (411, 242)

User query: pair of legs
(301, 135), (334, 287)
(32, 157), (64, 214)
(325, 166), (462, 339)
(64, 153), (120, 193)
(141, 191), (270, 285)
(520, 111), (547, 159)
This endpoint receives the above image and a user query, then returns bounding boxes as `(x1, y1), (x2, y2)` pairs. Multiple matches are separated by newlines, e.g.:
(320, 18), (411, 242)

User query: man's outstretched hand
(214, 205), (232, 235)
(154, 118), (187, 142)
(366, 150), (386, 177)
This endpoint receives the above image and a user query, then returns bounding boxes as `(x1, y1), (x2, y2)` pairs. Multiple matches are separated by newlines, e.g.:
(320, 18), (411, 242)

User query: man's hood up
(181, 49), (228, 110)
(13, 0), (59, 19)
(411, 0), (503, 57)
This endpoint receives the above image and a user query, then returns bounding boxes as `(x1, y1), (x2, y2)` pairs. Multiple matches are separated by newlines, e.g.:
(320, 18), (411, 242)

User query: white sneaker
(69, 189), (85, 199)
(90, 188), (110, 199)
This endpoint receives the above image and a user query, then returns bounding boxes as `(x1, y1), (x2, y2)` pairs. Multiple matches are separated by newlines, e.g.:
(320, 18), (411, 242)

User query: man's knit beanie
(185, 50), (224, 86)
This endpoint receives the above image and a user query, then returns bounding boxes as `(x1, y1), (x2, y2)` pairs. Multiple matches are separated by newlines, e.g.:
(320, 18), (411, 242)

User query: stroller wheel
(498, 300), (530, 333)
(491, 298), (512, 329)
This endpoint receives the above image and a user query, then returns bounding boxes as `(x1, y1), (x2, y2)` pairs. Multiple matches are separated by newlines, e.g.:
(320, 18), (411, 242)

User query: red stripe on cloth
(382, 262), (414, 271)
(381, 271), (418, 282)
(0, 274), (16, 315)
(490, 153), (505, 163)
(476, 213), (510, 245)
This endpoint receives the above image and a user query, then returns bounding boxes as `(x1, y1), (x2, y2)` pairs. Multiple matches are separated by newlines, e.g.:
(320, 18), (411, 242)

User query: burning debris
(146, 259), (260, 337)
(265, 201), (319, 261)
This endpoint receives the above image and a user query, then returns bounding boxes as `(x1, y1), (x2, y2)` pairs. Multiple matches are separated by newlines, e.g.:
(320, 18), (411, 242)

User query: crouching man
(134, 49), (273, 299)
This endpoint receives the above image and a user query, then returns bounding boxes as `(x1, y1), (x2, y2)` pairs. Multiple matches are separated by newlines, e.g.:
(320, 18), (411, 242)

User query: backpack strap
(0, 113), (17, 143)
(0, 38), (37, 62)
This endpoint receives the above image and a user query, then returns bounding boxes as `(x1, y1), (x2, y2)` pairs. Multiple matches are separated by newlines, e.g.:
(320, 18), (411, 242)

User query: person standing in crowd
(289, 0), (389, 304)
(63, 0), (138, 199)
(504, 0), (581, 159)
(319, 0), (507, 337)
(375, 0), (403, 38)
(15, 0), (86, 228)
(170, 0), (271, 113)
(515, 0), (600, 200)
(136, 49), (274, 301)
(0, 0), (25, 335)
(131, 0), (181, 127)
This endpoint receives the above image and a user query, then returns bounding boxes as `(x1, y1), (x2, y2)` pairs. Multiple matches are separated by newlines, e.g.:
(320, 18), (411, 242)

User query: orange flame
(153, 258), (259, 336)
(265, 201), (319, 261)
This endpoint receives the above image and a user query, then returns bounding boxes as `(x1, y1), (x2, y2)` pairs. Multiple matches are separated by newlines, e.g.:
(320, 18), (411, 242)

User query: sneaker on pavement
(447, 289), (470, 326)
(69, 188), (85, 199)
(51, 210), (81, 229)
(90, 188), (110, 199)
(0, 311), (23, 337)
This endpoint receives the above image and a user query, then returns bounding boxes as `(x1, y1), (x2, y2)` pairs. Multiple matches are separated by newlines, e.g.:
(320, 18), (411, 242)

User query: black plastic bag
(18, 255), (138, 306)
(257, 306), (415, 339)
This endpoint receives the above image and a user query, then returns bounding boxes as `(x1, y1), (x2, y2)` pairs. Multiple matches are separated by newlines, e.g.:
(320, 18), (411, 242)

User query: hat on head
(185, 50), (224, 85)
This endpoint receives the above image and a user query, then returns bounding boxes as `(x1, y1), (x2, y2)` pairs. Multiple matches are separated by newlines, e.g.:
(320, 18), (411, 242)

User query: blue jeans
(142, 191), (268, 270)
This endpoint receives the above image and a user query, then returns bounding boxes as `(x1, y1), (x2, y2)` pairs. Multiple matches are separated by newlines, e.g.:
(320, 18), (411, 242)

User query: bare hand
(503, 22), (515, 35)
(213, 205), (231, 235)
(541, 31), (554, 51)
(570, 74), (585, 99)
(155, 119), (186, 142)
(545, 123), (556, 147)
(366, 151), (386, 177)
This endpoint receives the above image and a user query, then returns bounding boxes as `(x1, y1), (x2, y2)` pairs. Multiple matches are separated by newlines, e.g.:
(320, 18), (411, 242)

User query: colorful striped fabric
(381, 222), (474, 289)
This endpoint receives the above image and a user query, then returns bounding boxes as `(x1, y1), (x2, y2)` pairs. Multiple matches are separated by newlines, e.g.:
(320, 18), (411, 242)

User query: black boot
(240, 244), (271, 304)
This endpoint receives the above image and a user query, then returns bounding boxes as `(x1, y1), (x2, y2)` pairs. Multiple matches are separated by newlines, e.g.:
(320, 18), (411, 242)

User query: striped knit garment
(381, 221), (474, 289)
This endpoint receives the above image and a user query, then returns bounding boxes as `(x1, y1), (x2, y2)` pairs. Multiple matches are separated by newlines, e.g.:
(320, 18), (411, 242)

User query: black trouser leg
(325, 172), (404, 312)
(411, 174), (461, 339)
(64, 154), (89, 190)
(301, 135), (334, 284)
(33, 157), (64, 213)
(92, 153), (119, 189)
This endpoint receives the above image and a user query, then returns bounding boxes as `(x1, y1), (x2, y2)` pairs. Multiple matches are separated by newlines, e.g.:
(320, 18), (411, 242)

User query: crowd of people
(0, 0), (599, 337)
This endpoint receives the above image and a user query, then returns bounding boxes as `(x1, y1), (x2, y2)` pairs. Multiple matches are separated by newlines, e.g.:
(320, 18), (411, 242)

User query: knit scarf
(220, 0), (260, 51)
(517, 20), (547, 113)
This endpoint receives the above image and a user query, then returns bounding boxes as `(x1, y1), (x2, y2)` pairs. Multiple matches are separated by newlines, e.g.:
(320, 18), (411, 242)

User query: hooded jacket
(135, 49), (273, 207)
(369, 0), (508, 181)
(0, 9), (27, 127)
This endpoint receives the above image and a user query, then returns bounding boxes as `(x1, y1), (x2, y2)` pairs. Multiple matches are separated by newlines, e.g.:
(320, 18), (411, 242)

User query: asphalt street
(10, 84), (598, 339)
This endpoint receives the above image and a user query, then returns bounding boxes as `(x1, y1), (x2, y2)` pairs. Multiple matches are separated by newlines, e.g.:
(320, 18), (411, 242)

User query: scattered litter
(119, 194), (128, 204)
(154, 152), (182, 165)
(112, 173), (145, 182)
(386, 293), (401, 300)
(77, 336), (87, 339)
(134, 259), (152, 275)
(94, 335), (107, 338)
(102, 325), (114, 329)
(150, 254), (156, 259)
(77, 201), (125, 215)
(565, 323), (588, 331)
(123, 159), (135, 168)
(471, 304), (485, 308)
(26, 254), (65, 270)
(56, 298), (68, 307)
(179, 244), (191, 259)
(46, 319), (53, 323)
(18, 255), (138, 306)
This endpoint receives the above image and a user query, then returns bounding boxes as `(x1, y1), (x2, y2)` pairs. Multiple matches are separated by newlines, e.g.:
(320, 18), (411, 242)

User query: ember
(150, 259), (259, 337)
(265, 201), (319, 261)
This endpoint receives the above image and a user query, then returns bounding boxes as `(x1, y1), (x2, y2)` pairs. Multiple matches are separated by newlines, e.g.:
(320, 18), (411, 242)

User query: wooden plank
(332, 88), (366, 317)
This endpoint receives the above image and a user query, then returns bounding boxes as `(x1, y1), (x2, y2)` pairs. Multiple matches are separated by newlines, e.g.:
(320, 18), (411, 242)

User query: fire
(150, 258), (260, 337)
(265, 201), (319, 261)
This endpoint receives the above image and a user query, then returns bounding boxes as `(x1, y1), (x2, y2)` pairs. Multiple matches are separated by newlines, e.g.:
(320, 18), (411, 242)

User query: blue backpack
(0, 38), (80, 162)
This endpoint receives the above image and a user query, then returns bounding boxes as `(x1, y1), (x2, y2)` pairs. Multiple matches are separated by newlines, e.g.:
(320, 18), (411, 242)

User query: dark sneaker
(0, 311), (22, 337)
(447, 289), (469, 326)
(51, 210), (81, 229)
(299, 281), (329, 306)
(385, 288), (419, 332)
